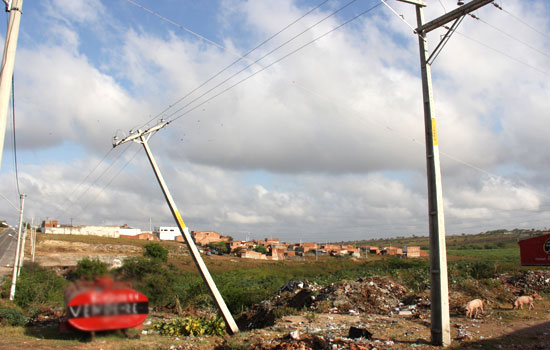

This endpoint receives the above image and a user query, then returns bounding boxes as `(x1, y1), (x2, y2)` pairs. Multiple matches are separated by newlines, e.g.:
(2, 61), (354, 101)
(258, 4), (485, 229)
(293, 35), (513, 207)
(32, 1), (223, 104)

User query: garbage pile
(312, 277), (409, 315)
(237, 277), (414, 330)
(501, 270), (550, 295)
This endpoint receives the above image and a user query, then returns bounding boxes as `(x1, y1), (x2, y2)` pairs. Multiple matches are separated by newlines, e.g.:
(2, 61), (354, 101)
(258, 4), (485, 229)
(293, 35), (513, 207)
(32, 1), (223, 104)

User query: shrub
(144, 243), (169, 262)
(5, 262), (67, 312)
(253, 245), (267, 254)
(73, 257), (108, 280)
(153, 316), (225, 336)
(0, 307), (26, 326)
(116, 256), (162, 280)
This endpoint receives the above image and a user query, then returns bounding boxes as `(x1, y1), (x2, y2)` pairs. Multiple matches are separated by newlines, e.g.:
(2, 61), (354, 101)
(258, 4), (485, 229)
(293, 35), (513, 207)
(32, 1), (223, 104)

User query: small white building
(155, 226), (188, 241)
(120, 226), (142, 236)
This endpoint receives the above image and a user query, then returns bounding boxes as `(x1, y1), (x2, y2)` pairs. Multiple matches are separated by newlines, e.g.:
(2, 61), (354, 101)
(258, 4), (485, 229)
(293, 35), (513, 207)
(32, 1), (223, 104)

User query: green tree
(144, 242), (168, 262)
(253, 245), (267, 254)
(208, 241), (229, 254)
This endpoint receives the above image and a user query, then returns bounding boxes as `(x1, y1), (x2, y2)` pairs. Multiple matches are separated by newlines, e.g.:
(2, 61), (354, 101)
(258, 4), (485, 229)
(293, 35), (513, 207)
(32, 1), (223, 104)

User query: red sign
(66, 277), (148, 332)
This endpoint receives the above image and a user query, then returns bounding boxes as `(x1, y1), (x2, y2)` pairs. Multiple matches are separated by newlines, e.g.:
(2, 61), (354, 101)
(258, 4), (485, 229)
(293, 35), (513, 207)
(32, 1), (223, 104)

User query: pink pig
(514, 293), (541, 310)
(465, 299), (484, 318)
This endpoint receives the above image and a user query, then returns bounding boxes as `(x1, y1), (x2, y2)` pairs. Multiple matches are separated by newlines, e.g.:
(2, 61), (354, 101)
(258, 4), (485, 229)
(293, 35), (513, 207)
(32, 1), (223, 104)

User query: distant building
(120, 224), (141, 237)
(518, 233), (550, 266)
(42, 220), (59, 228)
(240, 250), (267, 260)
(382, 246), (403, 256)
(191, 231), (230, 246)
(155, 226), (188, 241)
(404, 246), (421, 258)
(42, 224), (120, 238)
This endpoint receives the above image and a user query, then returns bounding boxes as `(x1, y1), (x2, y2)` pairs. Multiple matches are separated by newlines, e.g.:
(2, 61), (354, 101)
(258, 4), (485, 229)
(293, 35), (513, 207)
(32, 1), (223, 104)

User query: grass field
(447, 247), (520, 261)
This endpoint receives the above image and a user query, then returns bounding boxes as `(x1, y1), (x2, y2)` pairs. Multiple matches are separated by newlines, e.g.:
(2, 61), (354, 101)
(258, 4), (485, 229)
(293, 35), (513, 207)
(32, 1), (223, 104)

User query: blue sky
(0, 0), (549, 242)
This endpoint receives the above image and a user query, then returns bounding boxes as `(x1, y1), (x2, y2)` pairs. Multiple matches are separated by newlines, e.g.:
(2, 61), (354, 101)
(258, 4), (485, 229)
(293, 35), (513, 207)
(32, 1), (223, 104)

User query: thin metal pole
(0, 0), (23, 170)
(9, 193), (24, 300)
(415, 6), (451, 347)
(139, 135), (239, 334)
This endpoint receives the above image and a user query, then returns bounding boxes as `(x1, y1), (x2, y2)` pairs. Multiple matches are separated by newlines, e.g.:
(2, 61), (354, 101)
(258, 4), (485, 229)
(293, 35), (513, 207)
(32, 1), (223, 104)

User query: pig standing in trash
(514, 293), (541, 310)
(465, 299), (484, 318)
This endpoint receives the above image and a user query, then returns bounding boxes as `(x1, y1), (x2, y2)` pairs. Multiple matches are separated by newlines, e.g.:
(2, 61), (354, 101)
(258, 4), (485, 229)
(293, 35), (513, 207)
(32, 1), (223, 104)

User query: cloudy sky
(0, 0), (548, 242)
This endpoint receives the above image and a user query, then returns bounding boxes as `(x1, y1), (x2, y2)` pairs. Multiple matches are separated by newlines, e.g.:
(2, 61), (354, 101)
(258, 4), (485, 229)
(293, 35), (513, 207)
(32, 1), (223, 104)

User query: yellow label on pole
(431, 118), (438, 146)
(174, 210), (187, 229)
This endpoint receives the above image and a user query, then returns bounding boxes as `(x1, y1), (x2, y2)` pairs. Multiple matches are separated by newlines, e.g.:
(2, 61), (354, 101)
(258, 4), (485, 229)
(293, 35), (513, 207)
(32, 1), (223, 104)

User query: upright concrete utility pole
(0, 0), (23, 170)
(395, 0), (494, 346)
(113, 122), (240, 335)
(9, 193), (25, 300)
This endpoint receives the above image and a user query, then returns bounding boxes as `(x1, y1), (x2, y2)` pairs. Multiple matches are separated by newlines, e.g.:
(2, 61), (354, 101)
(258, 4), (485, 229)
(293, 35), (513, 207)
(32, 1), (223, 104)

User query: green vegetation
(72, 257), (108, 280)
(447, 247), (520, 261)
(144, 242), (169, 262)
(253, 245), (267, 254)
(1, 262), (67, 312)
(208, 240), (229, 254)
(153, 316), (225, 336)
(0, 307), (26, 326)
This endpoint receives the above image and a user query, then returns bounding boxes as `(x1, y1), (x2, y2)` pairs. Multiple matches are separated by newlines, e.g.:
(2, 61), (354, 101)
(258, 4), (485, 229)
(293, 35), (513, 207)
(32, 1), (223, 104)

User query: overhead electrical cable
(168, 2), (384, 124)
(123, 1), (546, 220)
(60, 0), (340, 220)
(163, 0), (365, 122)
(55, 146), (117, 218)
(57, 143), (133, 220)
(444, 25), (548, 75)
(469, 14), (550, 59)
(129, 1), (537, 191)
(75, 140), (145, 218)
(380, 0), (416, 32)
(492, 2), (550, 41)
(136, 0), (331, 130)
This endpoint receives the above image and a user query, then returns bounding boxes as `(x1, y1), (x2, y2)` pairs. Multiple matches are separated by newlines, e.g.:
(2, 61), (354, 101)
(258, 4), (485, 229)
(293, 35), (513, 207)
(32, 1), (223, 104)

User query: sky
(0, 0), (548, 243)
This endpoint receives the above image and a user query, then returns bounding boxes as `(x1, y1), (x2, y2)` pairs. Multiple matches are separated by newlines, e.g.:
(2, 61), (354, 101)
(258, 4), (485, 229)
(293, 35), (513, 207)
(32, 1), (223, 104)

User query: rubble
(500, 271), (550, 296)
(238, 276), (415, 330)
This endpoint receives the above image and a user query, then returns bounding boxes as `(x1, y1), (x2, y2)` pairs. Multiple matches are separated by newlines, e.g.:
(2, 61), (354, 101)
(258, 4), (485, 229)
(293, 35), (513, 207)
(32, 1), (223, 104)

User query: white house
(120, 225), (142, 236)
(155, 226), (188, 241)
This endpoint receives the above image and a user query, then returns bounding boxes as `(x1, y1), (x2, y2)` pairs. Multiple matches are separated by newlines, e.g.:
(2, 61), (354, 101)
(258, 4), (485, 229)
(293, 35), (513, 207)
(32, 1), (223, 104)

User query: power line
(163, 0), (365, 122)
(444, 25), (549, 75)
(492, 2), (550, 41)
(127, 2), (543, 198)
(468, 13), (550, 59)
(57, 143), (132, 220)
(75, 142), (143, 218)
(168, 2), (384, 124)
(57, 0), (343, 221)
(136, 0), (331, 130)
(60, 147), (115, 204)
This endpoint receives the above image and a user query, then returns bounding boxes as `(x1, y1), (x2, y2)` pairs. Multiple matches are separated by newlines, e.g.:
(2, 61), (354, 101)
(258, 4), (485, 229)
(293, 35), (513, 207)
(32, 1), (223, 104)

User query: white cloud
(1, 0), (548, 242)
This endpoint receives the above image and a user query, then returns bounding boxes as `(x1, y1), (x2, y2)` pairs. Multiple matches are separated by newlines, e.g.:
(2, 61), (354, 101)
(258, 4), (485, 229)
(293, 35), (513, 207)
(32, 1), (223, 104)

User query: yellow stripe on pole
(431, 118), (438, 146)
(174, 210), (187, 228)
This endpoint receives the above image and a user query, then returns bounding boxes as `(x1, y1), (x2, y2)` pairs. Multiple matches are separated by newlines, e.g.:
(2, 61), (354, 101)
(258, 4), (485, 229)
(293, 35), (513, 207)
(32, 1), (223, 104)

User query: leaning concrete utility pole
(394, 0), (494, 346)
(0, 0), (23, 170)
(113, 122), (239, 334)
(9, 193), (25, 300)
